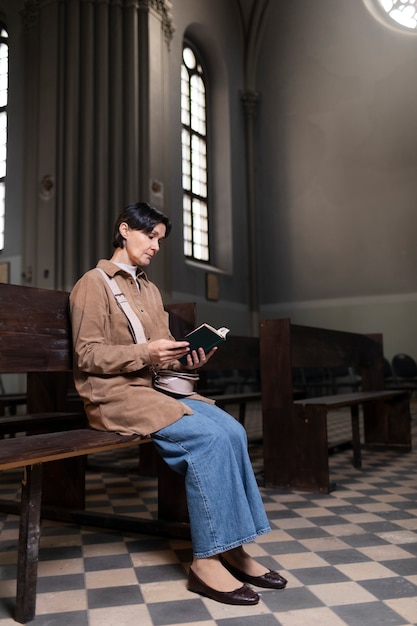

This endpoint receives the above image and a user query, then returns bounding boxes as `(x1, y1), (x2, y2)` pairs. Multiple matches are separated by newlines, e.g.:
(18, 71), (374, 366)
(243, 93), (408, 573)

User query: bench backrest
(259, 318), (385, 465)
(195, 335), (260, 393)
(0, 282), (195, 374)
(0, 283), (72, 373)
(201, 335), (259, 371)
(259, 318), (385, 401)
(0, 282), (196, 412)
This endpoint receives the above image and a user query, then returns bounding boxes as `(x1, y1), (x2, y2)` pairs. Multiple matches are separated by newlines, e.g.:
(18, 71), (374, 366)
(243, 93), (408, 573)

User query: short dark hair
(112, 202), (172, 249)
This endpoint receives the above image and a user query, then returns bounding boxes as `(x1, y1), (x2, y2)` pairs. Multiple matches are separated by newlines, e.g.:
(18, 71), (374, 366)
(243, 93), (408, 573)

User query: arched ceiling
(234, 0), (271, 90)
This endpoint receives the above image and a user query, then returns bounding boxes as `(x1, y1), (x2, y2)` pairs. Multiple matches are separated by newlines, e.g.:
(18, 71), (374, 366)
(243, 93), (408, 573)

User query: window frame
(181, 40), (211, 264)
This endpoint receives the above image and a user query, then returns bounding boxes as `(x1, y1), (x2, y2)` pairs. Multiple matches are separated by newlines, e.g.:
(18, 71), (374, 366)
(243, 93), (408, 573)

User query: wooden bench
(0, 282), (194, 623)
(260, 318), (412, 493)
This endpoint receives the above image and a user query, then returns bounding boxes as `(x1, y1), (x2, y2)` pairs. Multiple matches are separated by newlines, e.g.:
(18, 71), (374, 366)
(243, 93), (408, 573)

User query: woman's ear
(119, 222), (129, 240)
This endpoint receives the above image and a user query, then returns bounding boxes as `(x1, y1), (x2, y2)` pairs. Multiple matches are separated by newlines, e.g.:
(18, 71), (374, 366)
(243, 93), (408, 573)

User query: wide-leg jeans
(152, 399), (271, 558)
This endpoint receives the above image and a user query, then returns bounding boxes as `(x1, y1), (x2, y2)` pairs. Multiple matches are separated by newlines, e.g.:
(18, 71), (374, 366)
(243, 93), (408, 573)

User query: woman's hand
(148, 339), (191, 366)
(147, 339), (217, 370)
(181, 346), (218, 370)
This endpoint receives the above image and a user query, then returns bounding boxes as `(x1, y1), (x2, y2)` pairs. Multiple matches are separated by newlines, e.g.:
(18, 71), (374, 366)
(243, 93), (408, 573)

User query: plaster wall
(257, 0), (417, 359)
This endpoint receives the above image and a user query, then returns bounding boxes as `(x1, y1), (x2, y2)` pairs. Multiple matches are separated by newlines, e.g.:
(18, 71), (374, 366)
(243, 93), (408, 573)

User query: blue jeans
(151, 399), (271, 558)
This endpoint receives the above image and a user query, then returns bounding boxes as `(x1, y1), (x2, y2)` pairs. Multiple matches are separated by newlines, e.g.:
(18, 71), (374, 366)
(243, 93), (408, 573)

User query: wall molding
(262, 291), (417, 314)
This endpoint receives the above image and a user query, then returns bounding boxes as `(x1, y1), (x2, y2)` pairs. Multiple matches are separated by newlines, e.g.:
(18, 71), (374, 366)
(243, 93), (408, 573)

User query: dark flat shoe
(188, 567), (260, 605)
(219, 556), (287, 589)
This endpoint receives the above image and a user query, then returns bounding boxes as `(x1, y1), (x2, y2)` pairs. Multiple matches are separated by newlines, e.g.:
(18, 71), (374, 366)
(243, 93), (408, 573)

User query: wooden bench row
(198, 321), (411, 494)
(260, 318), (411, 493)
(0, 282), (413, 622)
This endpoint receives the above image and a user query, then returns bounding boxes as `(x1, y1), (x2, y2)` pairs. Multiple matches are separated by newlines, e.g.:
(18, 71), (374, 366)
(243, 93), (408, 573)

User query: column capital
(138, 0), (175, 44)
(20, 0), (40, 31)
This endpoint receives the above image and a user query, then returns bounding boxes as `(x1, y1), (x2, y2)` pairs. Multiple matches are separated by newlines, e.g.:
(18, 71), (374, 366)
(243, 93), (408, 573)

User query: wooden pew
(0, 282), (194, 623)
(260, 318), (411, 493)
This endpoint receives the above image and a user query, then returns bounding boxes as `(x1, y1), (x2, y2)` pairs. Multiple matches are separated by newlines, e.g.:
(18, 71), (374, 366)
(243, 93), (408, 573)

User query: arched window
(181, 43), (210, 263)
(364, 0), (417, 32)
(379, 0), (417, 30)
(0, 25), (8, 251)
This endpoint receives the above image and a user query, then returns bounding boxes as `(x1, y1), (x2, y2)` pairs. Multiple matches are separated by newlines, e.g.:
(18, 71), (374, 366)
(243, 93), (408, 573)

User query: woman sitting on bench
(69, 202), (287, 606)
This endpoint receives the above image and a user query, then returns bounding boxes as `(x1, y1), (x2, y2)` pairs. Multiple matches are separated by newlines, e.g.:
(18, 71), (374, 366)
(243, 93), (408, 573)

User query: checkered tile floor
(1, 405), (417, 625)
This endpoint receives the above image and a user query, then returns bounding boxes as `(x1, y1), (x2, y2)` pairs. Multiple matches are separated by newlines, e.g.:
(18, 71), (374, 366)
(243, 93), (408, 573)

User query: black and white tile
(1, 405), (417, 625)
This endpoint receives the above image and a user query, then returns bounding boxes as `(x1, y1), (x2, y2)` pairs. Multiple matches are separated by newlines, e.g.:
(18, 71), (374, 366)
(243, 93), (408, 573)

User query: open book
(178, 323), (230, 364)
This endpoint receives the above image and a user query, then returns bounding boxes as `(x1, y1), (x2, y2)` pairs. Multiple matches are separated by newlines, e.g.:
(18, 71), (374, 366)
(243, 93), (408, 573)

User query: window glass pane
(183, 46), (195, 70)
(0, 43), (8, 108)
(0, 181), (4, 250)
(0, 112), (7, 179)
(181, 66), (190, 125)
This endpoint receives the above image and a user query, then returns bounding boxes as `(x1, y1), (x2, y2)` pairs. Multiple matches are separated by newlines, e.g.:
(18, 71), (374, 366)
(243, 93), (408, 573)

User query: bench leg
(290, 405), (331, 493)
(350, 405), (362, 469)
(157, 456), (189, 523)
(363, 393), (411, 449)
(15, 464), (43, 624)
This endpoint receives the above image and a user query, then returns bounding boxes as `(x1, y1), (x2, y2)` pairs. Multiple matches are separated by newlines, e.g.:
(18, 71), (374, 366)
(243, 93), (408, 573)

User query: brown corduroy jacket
(69, 259), (212, 436)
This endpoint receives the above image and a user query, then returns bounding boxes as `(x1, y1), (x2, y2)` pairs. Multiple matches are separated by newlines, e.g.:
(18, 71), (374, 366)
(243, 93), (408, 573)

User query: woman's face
(120, 221), (166, 266)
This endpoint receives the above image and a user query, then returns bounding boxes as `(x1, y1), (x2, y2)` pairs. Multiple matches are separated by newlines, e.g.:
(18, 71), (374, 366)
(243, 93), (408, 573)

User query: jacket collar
(96, 259), (150, 283)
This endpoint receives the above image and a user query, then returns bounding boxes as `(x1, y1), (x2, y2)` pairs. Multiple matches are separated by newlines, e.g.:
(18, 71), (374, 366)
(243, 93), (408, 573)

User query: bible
(178, 323), (230, 364)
